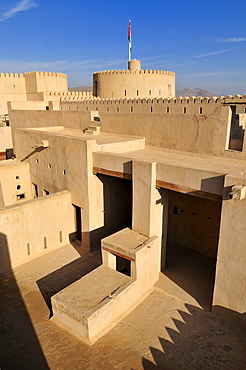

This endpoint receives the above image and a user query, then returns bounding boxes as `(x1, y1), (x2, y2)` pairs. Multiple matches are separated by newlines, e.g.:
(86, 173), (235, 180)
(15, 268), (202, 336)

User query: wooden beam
(156, 180), (222, 202)
(93, 167), (132, 180)
(102, 246), (135, 262)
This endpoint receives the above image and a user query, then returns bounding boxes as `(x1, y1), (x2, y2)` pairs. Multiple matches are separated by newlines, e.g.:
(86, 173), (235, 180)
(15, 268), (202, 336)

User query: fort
(0, 59), (246, 367)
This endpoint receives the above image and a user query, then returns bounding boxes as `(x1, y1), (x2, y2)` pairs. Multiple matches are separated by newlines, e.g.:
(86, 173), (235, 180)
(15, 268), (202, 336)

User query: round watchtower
(93, 60), (175, 99)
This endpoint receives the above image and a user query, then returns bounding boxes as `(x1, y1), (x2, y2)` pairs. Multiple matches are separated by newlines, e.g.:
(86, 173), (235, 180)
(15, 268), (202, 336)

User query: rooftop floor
(1, 243), (245, 369)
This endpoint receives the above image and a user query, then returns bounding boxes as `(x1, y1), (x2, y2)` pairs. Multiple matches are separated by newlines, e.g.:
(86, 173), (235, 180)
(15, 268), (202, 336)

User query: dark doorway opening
(73, 204), (82, 242)
(228, 105), (244, 151)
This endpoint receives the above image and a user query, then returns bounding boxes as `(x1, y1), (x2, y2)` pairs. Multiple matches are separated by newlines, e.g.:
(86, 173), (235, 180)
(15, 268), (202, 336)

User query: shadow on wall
(0, 232), (49, 369)
(37, 249), (101, 317)
(142, 304), (246, 369)
(87, 174), (132, 251)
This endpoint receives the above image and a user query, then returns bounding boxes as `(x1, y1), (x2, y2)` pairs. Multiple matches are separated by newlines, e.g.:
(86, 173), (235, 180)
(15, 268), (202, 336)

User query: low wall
(0, 190), (75, 272)
(0, 126), (13, 152)
(99, 107), (230, 157)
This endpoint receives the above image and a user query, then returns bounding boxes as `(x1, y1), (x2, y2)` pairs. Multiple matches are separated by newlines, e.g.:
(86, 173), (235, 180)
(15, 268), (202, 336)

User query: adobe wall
(0, 162), (33, 207)
(24, 71), (68, 94)
(93, 69), (175, 99)
(212, 174), (246, 326)
(0, 73), (26, 114)
(14, 128), (104, 249)
(0, 127), (13, 152)
(0, 73), (26, 94)
(99, 107), (230, 157)
(0, 190), (75, 273)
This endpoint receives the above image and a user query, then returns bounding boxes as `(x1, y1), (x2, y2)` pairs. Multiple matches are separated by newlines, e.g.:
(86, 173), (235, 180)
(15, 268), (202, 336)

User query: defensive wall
(60, 94), (246, 115)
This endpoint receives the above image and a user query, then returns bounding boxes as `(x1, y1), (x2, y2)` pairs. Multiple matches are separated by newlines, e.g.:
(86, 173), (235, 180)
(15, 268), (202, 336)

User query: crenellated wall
(0, 71), (68, 114)
(60, 94), (246, 116)
(24, 71), (67, 94)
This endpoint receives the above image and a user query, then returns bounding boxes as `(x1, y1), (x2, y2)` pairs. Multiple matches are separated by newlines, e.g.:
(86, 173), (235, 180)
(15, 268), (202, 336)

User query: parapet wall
(0, 73), (26, 94)
(60, 94), (246, 115)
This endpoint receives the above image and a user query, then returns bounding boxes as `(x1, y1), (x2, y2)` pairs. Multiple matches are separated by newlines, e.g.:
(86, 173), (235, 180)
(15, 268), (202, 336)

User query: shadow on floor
(37, 249), (101, 316)
(142, 304), (246, 370)
(162, 243), (217, 310)
(0, 232), (49, 369)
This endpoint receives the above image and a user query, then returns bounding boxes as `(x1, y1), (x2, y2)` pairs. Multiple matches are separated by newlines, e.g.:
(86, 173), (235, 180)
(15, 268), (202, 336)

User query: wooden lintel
(102, 246), (135, 262)
(156, 180), (222, 202)
(93, 167), (132, 180)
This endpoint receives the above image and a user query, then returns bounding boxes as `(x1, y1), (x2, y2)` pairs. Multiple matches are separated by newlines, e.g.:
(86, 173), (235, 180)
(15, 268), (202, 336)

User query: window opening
(73, 204), (82, 242)
(116, 255), (131, 276)
(27, 243), (30, 256)
(33, 183), (38, 198)
(17, 194), (25, 200)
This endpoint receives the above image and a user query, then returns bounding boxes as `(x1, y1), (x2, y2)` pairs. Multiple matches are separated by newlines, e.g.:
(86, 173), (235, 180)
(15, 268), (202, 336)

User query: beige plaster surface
(21, 126), (145, 150)
(0, 160), (33, 207)
(102, 227), (148, 253)
(0, 126), (13, 152)
(53, 265), (131, 314)
(1, 243), (245, 369)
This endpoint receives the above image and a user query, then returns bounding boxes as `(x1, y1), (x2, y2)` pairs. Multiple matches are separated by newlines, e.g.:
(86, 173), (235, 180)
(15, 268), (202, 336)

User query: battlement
(0, 73), (24, 78)
(60, 94), (246, 104)
(94, 69), (175, 76)
(24, 71), (67, 78)
(48, 91), (93, 97)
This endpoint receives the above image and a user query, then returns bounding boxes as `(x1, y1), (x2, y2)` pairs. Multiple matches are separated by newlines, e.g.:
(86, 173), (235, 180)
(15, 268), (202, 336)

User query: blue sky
(0, 0), (245, 95)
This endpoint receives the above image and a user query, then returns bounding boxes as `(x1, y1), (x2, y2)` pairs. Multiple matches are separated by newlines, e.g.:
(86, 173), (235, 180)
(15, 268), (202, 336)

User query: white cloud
(221, 37), (246, 43)
(192, 48), (232, 59)
(0, 0), (39, 22)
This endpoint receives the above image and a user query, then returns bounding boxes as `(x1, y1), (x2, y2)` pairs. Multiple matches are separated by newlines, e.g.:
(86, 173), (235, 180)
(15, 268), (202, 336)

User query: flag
(128, 20), (132, 49)
(128, 20), (132, 60)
